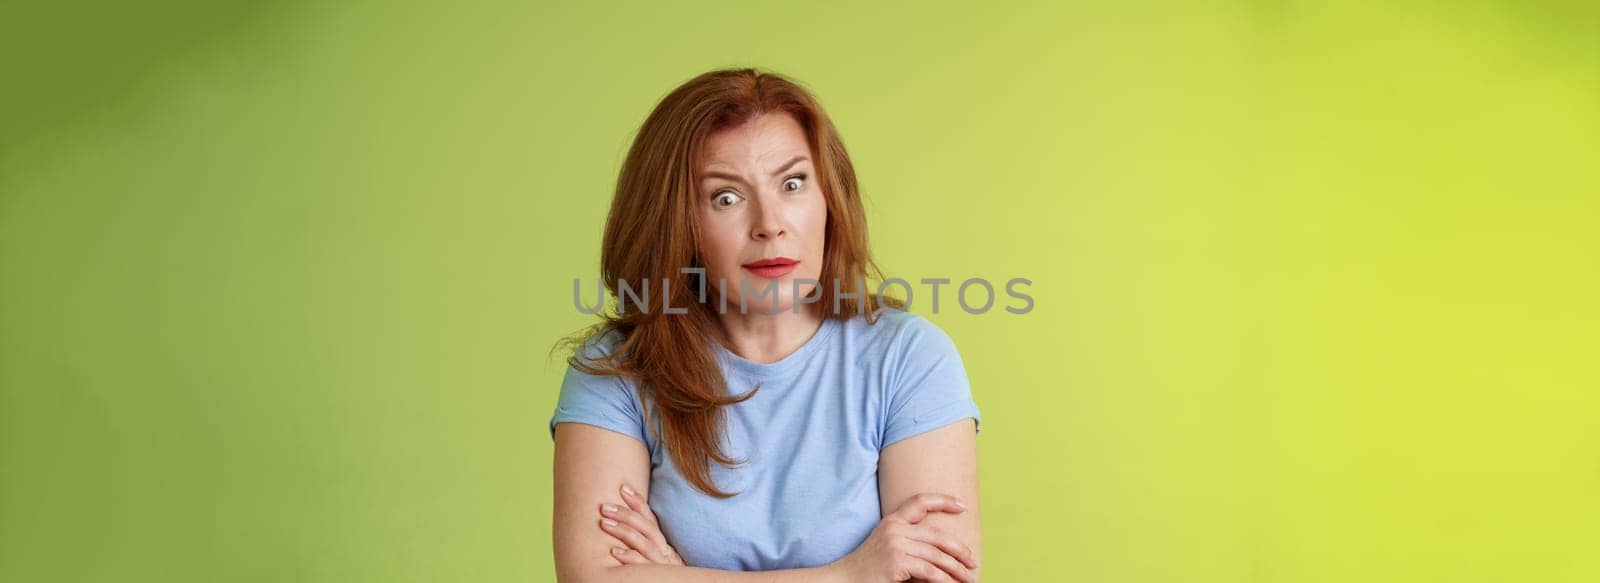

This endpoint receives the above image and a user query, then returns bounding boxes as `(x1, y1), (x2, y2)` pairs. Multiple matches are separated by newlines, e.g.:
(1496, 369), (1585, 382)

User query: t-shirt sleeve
(548, 334), (649, 446)
(881, 314), (982, 449)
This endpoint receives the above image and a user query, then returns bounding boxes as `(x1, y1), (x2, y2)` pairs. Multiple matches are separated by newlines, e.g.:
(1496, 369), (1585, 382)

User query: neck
(714, 303), (825, 364)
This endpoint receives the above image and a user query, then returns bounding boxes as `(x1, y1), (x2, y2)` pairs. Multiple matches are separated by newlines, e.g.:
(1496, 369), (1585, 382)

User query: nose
(750, 198), (786, 241)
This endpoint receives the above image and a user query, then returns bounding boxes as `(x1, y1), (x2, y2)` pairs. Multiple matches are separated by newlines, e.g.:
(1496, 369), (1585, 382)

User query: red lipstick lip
(741, 257), (799, 268)
(741, 257), (799, 279)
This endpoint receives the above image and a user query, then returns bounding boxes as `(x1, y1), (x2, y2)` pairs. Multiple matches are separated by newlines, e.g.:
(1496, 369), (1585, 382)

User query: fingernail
(621, 484), (637, 498)
(611, 547), (625, 555)
(601, 503), (619, 515)
(602, 518), (618, 527)
(954, 499), (967, 510)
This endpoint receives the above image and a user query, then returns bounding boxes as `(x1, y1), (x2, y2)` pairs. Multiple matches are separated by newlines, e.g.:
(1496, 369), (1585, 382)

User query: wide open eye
(782, 175), (806, 192)
(712, 190), (741, 208)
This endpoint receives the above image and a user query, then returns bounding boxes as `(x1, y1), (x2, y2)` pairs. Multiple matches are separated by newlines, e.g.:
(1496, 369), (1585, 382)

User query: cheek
(696, 216), (741, 268)
(801, 197), (828, 247)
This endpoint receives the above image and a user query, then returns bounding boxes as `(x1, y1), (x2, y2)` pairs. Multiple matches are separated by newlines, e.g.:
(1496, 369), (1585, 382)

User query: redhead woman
(550, 68), (983, 582)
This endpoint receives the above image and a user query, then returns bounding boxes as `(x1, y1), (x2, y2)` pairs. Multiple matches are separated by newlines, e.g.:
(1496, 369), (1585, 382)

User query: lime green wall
(2, 1), (1595, 581)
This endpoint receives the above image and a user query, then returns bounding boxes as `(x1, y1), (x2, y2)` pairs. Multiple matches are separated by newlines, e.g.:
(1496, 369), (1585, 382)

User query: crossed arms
(551, 419), (982, 582)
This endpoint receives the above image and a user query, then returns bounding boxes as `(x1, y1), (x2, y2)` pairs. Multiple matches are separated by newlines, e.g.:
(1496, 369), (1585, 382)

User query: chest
(643, 369), (888, 570)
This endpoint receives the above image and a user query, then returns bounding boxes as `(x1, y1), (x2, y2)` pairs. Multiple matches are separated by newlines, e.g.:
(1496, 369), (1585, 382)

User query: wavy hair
(559, 67), (898, 498)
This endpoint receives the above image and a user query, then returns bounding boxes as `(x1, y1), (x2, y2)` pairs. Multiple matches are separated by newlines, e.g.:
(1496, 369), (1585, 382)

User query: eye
(782, 174), (806, 192)
(711, 190), (741, 208)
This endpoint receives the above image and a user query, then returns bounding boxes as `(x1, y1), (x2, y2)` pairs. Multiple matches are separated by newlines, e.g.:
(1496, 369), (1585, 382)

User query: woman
(550, 68), (983, 582)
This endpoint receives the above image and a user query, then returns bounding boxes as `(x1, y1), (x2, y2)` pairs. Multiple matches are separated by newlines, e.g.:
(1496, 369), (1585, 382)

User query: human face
(695, 113), (827, 315)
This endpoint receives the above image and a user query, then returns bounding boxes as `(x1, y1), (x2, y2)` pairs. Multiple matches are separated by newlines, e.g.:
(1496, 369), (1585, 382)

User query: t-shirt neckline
(714, 316), (841, 381)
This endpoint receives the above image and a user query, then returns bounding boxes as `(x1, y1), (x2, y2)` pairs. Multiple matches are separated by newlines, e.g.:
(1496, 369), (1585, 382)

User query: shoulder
(559, 325), (640, 397)
(568, 325), (629, 368)
(552, 325), (650, 443)
(871, 309), (980, 447)
(850, 308), (959, 356)
(840, 308), (963, 378)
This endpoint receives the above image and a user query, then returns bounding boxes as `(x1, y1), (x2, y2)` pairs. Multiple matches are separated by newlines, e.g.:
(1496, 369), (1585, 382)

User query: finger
(907, 559), (959, 583)
(619, 484), (659, 524)
(891, 492), (968, 524)
(598, 517), (653, 553)
(905, 523), (979, 570)
(905, 540), (973, 583)
(653, 545), (684, 566)
(601, 503), (666, 549)
(610, 547), (650, 565)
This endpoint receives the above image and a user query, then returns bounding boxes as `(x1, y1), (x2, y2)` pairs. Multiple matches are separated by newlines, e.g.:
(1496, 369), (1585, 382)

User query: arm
(552, 422), (846, 583)
(878, 418), (984, 582)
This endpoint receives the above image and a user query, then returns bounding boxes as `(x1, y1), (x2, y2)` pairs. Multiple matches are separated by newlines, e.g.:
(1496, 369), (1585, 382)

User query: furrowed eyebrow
(700, 155), (810, 184)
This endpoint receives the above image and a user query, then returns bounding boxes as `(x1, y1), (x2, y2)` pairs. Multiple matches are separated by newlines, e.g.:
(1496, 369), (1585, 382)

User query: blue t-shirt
(548, 308), (981, 571)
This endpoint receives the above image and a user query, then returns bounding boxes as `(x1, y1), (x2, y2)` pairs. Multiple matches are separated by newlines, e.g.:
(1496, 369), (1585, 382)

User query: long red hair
(561, 68), (898, 498)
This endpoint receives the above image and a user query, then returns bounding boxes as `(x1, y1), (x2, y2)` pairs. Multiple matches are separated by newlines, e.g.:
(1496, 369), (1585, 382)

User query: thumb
(610, 546), (650, 565)
(891, 493), (967, 524)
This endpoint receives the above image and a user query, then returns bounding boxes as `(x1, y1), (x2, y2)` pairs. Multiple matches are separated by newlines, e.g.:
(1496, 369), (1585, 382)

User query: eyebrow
(699, 155), (810, 184)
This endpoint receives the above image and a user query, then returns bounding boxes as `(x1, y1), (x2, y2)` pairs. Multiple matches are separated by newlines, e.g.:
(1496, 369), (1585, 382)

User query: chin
(724, 291), (793, 315)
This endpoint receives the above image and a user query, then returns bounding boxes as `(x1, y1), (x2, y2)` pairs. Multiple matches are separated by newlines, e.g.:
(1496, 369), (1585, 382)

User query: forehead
(697, 113), (810, 170)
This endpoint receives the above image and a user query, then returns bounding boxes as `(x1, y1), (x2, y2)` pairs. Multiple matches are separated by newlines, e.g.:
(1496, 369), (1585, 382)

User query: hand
(598, 483), (684, 566)
(826, 493), (979, 583)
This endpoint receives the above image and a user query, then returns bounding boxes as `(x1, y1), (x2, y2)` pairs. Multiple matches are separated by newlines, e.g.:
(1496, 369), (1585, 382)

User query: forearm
(569, 563), (843, 583)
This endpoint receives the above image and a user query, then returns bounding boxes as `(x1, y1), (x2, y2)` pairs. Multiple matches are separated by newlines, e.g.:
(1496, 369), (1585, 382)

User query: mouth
(741, 257), (799, 279)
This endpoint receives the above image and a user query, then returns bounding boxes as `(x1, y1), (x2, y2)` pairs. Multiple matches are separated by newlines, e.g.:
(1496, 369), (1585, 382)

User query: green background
(2, 1), (1596, 581)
